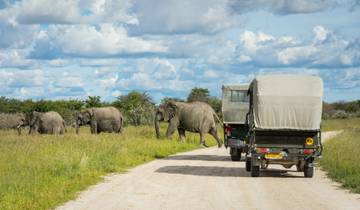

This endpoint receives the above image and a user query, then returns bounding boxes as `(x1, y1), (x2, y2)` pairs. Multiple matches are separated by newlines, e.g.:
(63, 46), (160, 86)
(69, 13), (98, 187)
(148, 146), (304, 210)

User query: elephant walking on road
(75, 107), (123, 134)
(154, 101), (223, 147)
(18, 111), (66, 135)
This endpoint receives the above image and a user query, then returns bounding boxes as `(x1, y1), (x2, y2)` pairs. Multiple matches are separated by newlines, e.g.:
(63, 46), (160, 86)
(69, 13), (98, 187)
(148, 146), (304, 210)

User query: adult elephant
(75, 107), (123, 134)
(18, 111), (66, 135)
(154, 101), (223, 147)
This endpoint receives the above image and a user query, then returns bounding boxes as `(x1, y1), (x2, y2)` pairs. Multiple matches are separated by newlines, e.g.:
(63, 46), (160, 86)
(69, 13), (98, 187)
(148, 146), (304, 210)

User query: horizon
(0, 0), (359, 103)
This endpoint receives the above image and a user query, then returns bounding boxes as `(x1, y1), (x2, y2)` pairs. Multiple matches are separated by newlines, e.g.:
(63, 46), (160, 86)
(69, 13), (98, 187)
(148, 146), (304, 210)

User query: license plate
(265, 153), (283, 159)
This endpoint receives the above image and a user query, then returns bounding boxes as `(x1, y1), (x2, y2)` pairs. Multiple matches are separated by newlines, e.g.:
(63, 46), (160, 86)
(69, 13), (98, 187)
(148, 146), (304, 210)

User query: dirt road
(58, 131), (360, 210)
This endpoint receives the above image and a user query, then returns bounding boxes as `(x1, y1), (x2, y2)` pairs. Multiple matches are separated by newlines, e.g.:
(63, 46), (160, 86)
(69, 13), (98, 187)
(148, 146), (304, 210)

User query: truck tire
(304, 165), (314, 178)
(251, 165), (260, 177)
(246, 157), (251, 171)
(230, 148), (241, 161)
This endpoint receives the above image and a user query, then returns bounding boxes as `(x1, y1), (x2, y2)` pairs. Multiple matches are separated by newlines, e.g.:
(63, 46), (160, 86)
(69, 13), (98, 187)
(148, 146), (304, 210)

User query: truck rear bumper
(225, 139), (246, 148)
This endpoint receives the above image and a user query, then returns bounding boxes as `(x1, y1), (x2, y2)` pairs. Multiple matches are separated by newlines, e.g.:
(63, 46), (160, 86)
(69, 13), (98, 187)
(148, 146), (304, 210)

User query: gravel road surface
(58, 131), (360, 210)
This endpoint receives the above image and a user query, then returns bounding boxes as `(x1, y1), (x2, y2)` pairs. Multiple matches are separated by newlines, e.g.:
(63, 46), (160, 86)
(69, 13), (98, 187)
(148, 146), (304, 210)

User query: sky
(0, 0), (359, 103)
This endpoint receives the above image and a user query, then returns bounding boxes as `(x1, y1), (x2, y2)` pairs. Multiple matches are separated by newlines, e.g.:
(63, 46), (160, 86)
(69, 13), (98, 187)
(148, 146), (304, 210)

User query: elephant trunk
(75, 121), (80, 134)
(17, 124), (22, 135)
(154, 114), (161, 139)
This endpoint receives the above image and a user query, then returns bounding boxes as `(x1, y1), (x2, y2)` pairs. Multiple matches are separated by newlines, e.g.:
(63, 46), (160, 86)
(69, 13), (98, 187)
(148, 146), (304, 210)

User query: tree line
(0, 88), (222, 126)
(1, 88), (359, 127)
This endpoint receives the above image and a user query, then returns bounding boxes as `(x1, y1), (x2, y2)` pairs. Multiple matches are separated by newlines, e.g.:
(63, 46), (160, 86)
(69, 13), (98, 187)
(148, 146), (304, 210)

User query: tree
(208, 96), (222, 119)
(187, 87), (210, 103)
(112, 91), (155, 126)
(85, 96), (102, 108)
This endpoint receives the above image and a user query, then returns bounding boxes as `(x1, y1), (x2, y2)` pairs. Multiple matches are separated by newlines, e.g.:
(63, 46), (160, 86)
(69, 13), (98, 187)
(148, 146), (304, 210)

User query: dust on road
(58, 131), (360, 210)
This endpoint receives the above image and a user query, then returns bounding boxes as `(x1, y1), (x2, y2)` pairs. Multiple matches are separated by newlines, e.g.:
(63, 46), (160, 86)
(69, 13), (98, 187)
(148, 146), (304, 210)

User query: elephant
(75, 106), (124, 134)
(0, 113), (25, 135)
(18, 111), (66, 135)
(154, 101), (223, 147)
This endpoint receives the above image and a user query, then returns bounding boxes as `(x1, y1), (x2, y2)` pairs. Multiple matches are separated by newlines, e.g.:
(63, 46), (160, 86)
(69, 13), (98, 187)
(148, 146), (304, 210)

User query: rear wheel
(245, 157), (251, 171)
(230, 148), (241, 161)
(251, 165), (260, 177)
(304, 165), (314, 178)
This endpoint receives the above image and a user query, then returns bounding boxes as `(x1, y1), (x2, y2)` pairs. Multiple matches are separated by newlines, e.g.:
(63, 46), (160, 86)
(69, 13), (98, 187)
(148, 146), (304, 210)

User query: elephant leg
(166, 118), (178, 138)
(200, 132), (208, 147)
(209, 128), (223, 148)
(90, 120), (98, 134)
(178, 128), (186, 142)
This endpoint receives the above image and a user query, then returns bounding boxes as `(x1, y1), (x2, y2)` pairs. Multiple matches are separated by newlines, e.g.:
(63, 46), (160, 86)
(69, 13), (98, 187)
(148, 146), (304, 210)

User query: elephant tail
(63, 120), (67, 133)
(213, 111), (222, 125)
(119, 117), (124, 133)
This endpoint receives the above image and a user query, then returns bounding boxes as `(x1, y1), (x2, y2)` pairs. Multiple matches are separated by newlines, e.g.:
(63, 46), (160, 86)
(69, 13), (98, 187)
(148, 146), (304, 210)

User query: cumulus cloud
(30, 24), (167, 58)
(130, 0), (336, 35)
(235, 26), (360, 69)
(0, 50), (36, 68)
(0, 0), (136, 25)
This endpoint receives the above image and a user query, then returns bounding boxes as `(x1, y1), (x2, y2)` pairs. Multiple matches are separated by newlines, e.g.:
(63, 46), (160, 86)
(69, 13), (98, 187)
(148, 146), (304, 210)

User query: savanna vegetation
(320, 118), (360, 193)
(0, 125), (218, 210)
(0, 88), (222, 210)
(1, 88), (360, 209)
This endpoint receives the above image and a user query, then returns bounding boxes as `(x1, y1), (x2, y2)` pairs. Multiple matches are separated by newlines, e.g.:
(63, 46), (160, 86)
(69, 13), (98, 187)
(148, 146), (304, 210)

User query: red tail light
(303, 149), (314, 155)
(226, 125), (231, 136)
(256, 148), (270, 153)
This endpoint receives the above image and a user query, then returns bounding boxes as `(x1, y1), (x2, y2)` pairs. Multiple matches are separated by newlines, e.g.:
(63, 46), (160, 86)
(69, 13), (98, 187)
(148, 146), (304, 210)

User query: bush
(112, 91), (155, 126)
(331, 110), (349, 119)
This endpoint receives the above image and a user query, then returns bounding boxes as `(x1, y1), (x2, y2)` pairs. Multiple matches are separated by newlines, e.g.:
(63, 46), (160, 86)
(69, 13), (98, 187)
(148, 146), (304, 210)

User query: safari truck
(246, 75), (323, 177)
(221, 84), (249, 161)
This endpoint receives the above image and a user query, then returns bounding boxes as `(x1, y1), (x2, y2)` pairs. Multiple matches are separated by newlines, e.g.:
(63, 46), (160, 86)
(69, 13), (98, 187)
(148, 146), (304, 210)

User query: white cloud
(204, 70), (218, 78)
(0, 0), (136, 25)
(240, 31), (274, 52)
(111, 90), (122, 97)
(277, 46), (319, 65)
(131, 0), (238, 34)
(239, 54), (252, 62)
(0, 50), (35, 68)
(31, 24), (168, 58)
(152, 59), (177, 80)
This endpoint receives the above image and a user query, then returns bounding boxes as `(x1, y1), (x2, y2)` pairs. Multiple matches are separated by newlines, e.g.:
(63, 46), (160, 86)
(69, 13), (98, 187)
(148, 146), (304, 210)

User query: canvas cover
(222, 84), (249, 124)
(249, 75), (323, 130)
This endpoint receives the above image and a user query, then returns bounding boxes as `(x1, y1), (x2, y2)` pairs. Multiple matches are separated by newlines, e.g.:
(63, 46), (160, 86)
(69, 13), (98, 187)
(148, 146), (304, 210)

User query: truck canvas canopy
(249, 75), (323, 131)
(222, 84), (249, 124)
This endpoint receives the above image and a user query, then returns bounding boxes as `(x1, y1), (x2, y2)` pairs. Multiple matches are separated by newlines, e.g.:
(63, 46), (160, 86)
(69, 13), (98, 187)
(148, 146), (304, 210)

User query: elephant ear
(164, 101), (177, 121)
(85, 109), (94, 118)
(29, 111), (38, 126)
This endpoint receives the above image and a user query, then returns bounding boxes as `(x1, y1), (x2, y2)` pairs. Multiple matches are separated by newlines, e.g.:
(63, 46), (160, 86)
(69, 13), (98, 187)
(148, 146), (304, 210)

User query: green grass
(320, 118), (360, 193)
(0, 124), (217, 210)
(321, 117), (360, 131)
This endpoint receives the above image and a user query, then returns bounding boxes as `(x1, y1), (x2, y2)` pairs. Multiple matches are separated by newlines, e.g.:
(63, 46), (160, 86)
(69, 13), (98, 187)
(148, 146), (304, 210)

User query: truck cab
(221, 84), (249, 161)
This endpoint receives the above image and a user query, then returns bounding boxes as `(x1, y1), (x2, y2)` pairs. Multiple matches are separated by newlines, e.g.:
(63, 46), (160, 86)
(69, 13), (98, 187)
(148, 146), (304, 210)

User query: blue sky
(0, 0), (359, 103)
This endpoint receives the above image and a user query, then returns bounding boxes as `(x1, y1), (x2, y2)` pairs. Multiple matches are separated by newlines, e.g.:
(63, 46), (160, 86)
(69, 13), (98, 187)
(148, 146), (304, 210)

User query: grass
(0, 124), (217, 210)
(320, 118), (360, 193)
(321, 117), (360, 131)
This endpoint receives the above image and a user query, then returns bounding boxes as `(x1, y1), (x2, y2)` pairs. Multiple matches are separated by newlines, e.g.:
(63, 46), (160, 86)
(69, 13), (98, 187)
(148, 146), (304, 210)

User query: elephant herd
(16, 107), (124, 135)
(12, 101), (223, 147)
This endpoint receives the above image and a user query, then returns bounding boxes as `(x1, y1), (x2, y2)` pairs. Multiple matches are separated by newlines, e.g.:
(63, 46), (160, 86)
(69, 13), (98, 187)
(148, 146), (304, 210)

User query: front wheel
(230, 148), (241, 161)
(304, 165), (314, 178)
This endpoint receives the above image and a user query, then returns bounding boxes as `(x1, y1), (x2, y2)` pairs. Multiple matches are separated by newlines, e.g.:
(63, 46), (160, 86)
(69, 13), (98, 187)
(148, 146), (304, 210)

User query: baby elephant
(19, 111), (66, 135)
(75, 107), (124, 134)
